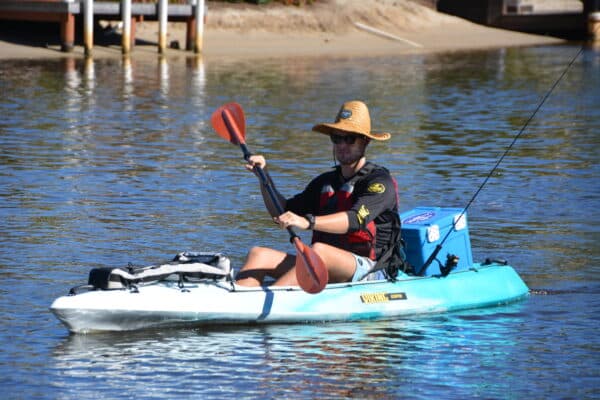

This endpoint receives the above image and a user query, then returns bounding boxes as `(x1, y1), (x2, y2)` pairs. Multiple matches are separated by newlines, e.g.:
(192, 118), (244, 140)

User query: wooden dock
(437, 0), (599, 40)
(0, 0), (206, 54)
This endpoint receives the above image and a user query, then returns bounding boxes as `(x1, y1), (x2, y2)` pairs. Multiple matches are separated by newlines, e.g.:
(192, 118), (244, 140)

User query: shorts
(351, 254), (386, 282)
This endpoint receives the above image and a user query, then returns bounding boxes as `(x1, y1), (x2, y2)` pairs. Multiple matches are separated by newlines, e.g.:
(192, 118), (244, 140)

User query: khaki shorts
(351, 254), (385, 281)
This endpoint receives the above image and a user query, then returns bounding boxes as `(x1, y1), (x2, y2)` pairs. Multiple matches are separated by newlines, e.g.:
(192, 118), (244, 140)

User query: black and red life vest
(311, 163), (383, 260)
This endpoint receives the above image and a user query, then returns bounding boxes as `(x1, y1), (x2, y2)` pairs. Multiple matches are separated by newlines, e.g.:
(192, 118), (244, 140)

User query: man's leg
(235, 246), (295, 287)
(273, 242), (358, 286)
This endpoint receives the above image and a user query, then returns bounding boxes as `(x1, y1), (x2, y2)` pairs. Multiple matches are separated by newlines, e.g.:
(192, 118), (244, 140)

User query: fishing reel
(419, 243), (459, 277)
(439, 254), (459, 277)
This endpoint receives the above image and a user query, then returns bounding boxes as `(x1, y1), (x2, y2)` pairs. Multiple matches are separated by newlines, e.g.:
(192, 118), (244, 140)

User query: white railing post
(121, 0), (132, 54)
(158, 0), (168, 53)
(194, 0), (205, 53)
(589, 12), (600, 42)
(83, 0), (94, 55)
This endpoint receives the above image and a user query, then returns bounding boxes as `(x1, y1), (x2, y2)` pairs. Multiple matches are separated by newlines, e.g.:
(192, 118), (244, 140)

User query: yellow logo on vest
(368, 183), (385, 193)
(357, 205), (370, 224)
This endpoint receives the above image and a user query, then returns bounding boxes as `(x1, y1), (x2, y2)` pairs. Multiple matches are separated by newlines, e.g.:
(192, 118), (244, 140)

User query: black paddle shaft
(246, 148), (300, 241)
(221, 110), (298, 240)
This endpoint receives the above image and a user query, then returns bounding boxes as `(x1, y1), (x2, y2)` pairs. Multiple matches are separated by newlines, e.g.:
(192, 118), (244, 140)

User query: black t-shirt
(286, 162), (399, 257)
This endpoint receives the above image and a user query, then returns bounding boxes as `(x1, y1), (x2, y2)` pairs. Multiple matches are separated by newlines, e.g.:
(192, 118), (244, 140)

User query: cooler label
(403, 211), (435, 225)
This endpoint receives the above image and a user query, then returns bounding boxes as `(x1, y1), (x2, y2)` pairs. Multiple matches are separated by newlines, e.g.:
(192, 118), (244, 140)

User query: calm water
(1, 45), (599, 399)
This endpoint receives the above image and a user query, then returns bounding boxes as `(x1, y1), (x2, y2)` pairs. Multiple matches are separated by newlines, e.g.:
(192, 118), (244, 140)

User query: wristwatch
(304, 214), (315, 230)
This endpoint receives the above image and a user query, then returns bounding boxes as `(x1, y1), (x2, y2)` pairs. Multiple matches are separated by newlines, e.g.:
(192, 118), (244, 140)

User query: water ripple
(1, 46), (598, 399)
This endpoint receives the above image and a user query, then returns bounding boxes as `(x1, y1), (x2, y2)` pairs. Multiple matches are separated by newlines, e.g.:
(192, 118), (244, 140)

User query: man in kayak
(235, 100), (402, 287)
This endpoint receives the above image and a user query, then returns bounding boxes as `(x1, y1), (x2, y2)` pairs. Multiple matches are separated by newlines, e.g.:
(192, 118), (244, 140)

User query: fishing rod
(419, 46), (584, 276)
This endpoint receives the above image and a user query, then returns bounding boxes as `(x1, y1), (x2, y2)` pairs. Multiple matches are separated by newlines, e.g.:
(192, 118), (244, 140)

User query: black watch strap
(304, 214), (315, 230)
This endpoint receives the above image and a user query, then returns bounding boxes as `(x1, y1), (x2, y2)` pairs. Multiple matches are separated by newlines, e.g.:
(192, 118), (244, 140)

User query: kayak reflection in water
(235, 100), (404, 287)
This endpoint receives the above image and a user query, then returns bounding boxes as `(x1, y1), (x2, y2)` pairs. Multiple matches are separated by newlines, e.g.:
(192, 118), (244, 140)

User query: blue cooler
(400, 207), (473, 276)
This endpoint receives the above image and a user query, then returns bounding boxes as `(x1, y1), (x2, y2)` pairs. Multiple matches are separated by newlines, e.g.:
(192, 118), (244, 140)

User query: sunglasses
(330, 134), (361, 145)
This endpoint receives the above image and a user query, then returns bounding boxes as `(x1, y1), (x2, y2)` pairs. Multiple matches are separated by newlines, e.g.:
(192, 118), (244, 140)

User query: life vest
(311, 164), (378, 259)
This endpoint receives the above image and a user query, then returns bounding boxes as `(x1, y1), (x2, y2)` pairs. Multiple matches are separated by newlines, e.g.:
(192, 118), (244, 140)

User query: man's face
(330, 132), (369, 166)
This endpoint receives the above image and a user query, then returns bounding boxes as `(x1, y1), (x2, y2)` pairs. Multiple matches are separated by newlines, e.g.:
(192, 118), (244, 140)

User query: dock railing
(0, 0), (206, 54)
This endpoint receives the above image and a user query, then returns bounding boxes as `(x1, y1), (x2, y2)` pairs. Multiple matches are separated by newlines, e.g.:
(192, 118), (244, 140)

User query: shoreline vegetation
(0, 0), (566, 61)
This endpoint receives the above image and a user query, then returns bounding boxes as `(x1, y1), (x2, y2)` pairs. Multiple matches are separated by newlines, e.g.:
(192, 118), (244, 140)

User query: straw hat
(312, 100), (391, 141)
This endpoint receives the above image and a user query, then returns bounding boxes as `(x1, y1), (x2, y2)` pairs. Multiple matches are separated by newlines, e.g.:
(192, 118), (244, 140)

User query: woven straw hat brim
(312, 122), (391, 141)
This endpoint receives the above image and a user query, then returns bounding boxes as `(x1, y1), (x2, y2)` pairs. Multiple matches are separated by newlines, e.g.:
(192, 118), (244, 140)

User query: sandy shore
(0, 0), (566, 61)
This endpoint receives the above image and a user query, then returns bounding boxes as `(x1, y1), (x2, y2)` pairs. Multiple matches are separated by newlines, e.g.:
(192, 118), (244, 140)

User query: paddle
(210, 102), (328, 294)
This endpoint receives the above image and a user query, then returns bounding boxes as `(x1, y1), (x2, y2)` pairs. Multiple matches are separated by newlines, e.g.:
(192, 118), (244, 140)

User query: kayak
(50, 207), (530, 333)
(51, 262), (528, 333)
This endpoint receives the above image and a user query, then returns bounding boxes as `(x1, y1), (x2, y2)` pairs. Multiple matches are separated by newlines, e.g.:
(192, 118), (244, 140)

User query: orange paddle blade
(293, 238), (328, 294)
(211, 102), (246, 144)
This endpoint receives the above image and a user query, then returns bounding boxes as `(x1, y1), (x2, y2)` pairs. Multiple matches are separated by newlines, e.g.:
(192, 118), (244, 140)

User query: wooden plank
(0, 10), (65, 22)
(60, 11), (74, 51)
(0, 1), (79, 15)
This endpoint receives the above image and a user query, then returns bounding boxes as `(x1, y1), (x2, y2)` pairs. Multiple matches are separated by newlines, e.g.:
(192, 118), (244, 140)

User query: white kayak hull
(50, 262), (529, 333)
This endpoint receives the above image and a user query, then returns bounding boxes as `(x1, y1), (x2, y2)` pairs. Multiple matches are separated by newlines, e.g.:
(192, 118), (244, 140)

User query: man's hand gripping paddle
(211, 102), (328, 294)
